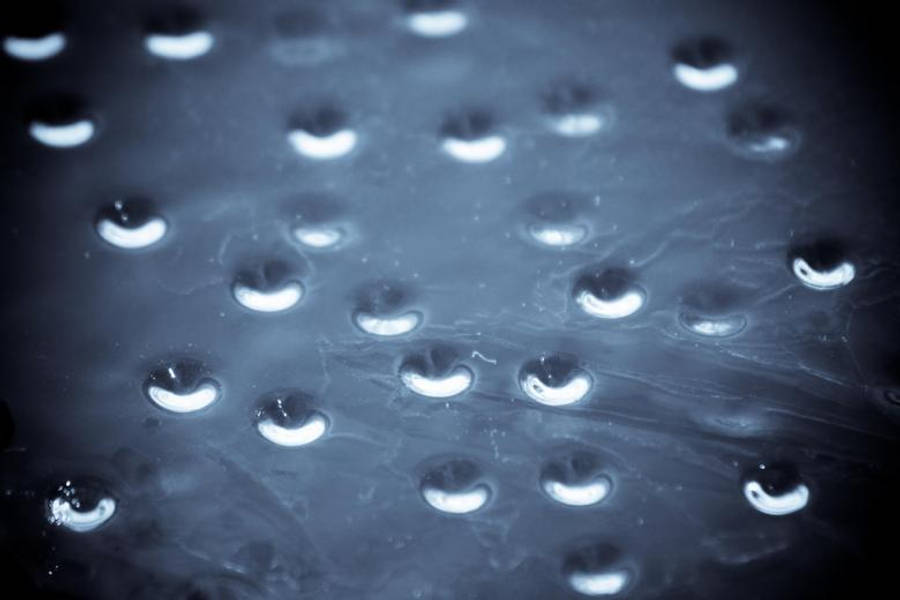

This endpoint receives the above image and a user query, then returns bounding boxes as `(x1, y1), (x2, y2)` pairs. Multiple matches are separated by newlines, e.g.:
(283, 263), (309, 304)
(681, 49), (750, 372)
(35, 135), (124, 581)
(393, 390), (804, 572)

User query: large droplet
(788, 239), (855, 290)
(353, 281), (422, 337)
(404, 0), (468, 38)
(288, 105), (357, 160)
(26, 94), (95, 148)
(520, 354), (592, 407)
(232, 259), (304, 313)
(144, 6), (213, 60)
(563, 543), (632, 596)
(541, 451), (612, 507)
(440, 109), (506, 163)
(95, 198), (167, 249)
(47, 479), (116, 533)
(727, 103), (800, 160)
(400, 346), (474, 398)
(742, 463), (809, 516)
(541, 81), (610, 137)
(254, 390), (329, 447)
(672, 36), (738, 92)
(144, 359), (221, 413)
(420, 458), (491, 514)
(573, 268), (645, 319)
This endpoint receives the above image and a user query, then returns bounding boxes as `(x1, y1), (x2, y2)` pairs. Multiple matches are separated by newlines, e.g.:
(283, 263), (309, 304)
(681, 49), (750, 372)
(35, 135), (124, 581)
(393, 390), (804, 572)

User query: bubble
(742, 463), (809, 516)
(232, 260), (304, 313)
(400, 346), (474, 398)
(788, 239), (854, 290)
(573, 268), (645, 319)
(4, 33), (66, 61)
(144, 359), (220, 413)
(254, 390), (329, 447)
(562, 543), (632, 596)
(540, 452), (612, 507)
(672, 37), (738, 92)
(519, 354), (592, 407)
(727, 103), (800, 160)
(26, 94), (95, 148)
(420, 458), (491, 514)
(95, 198), (167, 249)
(542, 81), (610, 137)
(404, 0), (468, 38)
(678, 282), (748, 338)
(47, 479), (116, 533)
(440, 109), (506, 163)
(353, 281), (422, 337)
(144, 7), (213, 60)
(288, 106), (357, 160)
(3, 3), (66, 61)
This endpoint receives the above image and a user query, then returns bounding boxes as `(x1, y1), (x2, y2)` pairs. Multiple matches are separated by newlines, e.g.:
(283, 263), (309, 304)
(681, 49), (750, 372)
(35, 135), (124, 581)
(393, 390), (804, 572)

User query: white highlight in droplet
(569, 570), (630, 596)
(422, 484), (489, 514)
(293, 226), (344, 249)
(521, 372), (591, 407)
(673, 63), (738, 92)
(441, 135), (506, 163)
(288, 129), (357, 160)
(529, 223), (587, 247)
(550, 113), (605, 137)
(401, 365), (473, 398)
(257, 413), (328, 447)
(145, 31), (214, 60)
(4, 33), (66, 61)
(792, 258), (855, 290)
(49, 496), (116, 532)
(29, 120), (94, 148)
(575, 289), (644, 319)
(406, 11), (468, 38)
(543, 478), (611, 507)
(96, 217), (167, 249)
(743, 480), (809, 516)
(680, 313), (746, 337)
(355, 311), (421, 337)
(147, 382), (218, 413)
(233, 282), (303, 313)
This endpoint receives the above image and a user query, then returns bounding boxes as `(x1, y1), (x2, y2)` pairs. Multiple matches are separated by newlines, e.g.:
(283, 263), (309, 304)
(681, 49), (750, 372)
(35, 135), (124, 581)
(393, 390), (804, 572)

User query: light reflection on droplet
(401, 365), (473, 398)
(29, 120), (94, 148)
(679, 312), (747, 337)
(293, 226), (344, 249)
(727, 103), (800, 160)
(569, 570), (630, 596)
(47, 481), (116, 533)
(406, 11), (468, 38)
(576, 289), (644, 320)
(355, 311), (421, 337)
(673, 63), (738, 92)
(288, 129), (357, 160)
(543, 477), (611, 507)
(145, 31), (214, 60)
(792, 257), (854, 290)
(529, 222), (588, 247)
(144, 361), (220, 414)
(233, 281), (303, 312)
(4, 33), (66, 61)
(254, 390), (328, 447)
(441, 135), (506, 163)
(549, 113), (605, 137)
(95, 200), (167, 250)
(742, 464), (809, 516)
(563, 543), (632, 596)
(520, 355), (592, 407)
(420, 459), (491, 514)
(257, 412), (327, 447)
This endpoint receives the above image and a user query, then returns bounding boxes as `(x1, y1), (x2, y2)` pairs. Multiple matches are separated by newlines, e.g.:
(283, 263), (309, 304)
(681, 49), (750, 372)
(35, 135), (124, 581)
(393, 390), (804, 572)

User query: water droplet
(541, 451), (612, 506)
(144, 7), (213, 60)
(420, 458), (491, 514)
(440, 109), (506, 163)
(95, 198), (167, 249)
(522, 191), (590, 247)
(542, 82), (610, 137)
(288, 106), (357, 160)
(529, 223), (588, 247)
(353, 281), (422, 337)
(3, 3), (66, 61)
(400, 346), (474, 398)
(672, 37), (738, 91)
(26, 94), (95, 148)
(788, 239), (854, 290)
(563, 543), (632, 596)
(742, 463), (809, 516)
(679, 282), (747, 337)
(293, 226), (345, 249)
(286, 192), (351, 250)
(47, 479), (116, 533)
(232, 260), (304, 313)
(254, 390), (329, 447)
(144, 359), (220, 413)
(4, 33), (66, 61)
(520, 354), (592, 406)
(404, 0), (468, 38)
(727, 103), (800, 160)
(573, 268), (645, 319)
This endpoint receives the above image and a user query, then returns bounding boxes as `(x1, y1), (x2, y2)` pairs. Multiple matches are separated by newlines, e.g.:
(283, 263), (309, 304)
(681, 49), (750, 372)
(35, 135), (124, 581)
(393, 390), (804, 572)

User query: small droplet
(232, 260), (304, 313)
(542, 82), (609, 137)
(742, 463), (809, 516)
(254, 390), (329, 447)
(420, 458), (491, 514)
(26, 94), (95, 148)
(353, 281), (422, 336)
(520, 354), (592, 407)
(144, 7), (212, 60)
(404, 0), (468, 38)
(440, 110), (505, 163)
(47, 479), (116, 533)
(95, 198), (167, 249)
(727, 103), (800, 160)
(788, 239), (854, 290)
(573, 268), (645, 319)
(401, 346), (473, 398)
(672, 37), (738, 92)
(541, 452), (612, 506)
(563, 543), (632, 596)
(144, 359), (220, 413)
(288, 106), (357, 160)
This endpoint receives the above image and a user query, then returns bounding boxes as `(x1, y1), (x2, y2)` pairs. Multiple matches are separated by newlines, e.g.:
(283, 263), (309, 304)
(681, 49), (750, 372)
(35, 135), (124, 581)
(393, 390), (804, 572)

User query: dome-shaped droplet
(542, 82), (610, 137)
(727, 103), (800, 160)
(95, 198), (167, 249)
(232, 259), (304, 313)
(672, 36), (738, 92)
(286, 192), (351, 250)
(420, 458), (491, 514)
(26, 94), (95, 148)
(404, 0), (468, 38)
(400, 346), (473, 398)
(541, 452), (612, 507)
(522, 191), (590, 248)
(288, 105), (357, 160)
(788, 239), (854, 290)
(3, 3), (67, 61)
(144, 6), (213, 60)
(254, 390), (329, 447)
(47, 479), (116, 533)
(520, 354), (592, 407)
(144, 359), (220, 413)
(573, 268), (645, 319)
(440, 109), (506, 163)
(678, 282), (747, 338)
(353, 281), (422, 337)
(563, 543), (632, 596)
(742, 462), (809, 516)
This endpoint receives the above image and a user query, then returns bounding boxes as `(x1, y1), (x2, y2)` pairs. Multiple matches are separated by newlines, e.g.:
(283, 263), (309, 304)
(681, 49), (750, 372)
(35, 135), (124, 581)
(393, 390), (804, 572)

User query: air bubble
(672, 37), (738, 92)
(400, 346), (473, 398)
(353, 281), (422, 337)
(404, 0), (468, 38)
(144, 7), (213, 60)
(440, 110), (506, 163)
(95, 199), (167, 249)
(727, 103), (800, 160)
(788, 239), (854, 290)
(254, 390), (329, 447)
(288, 106), (357, 160)
(563, 543), (632, 596)
(742, 463), (809, 516)
(519, 354), (592, 407)
(27, 94), (95, 148)
(232, 260), (304, 313)
(47, 480), (116, 533)
(144, 359), (220, 413)
(541, 452), (612, 507)
(573, 268), (645, 319)
(542, 82), (609, 137)
(420, 459), (491, 514)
